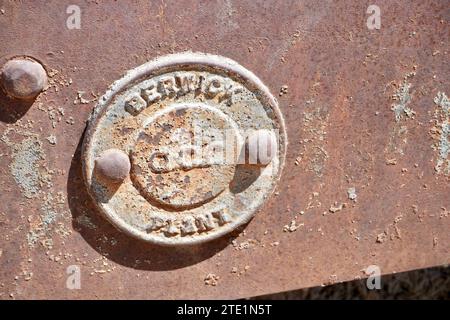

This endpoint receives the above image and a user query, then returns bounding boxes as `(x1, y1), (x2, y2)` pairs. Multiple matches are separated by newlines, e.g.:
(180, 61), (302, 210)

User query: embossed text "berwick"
(125, 72), (243, 115)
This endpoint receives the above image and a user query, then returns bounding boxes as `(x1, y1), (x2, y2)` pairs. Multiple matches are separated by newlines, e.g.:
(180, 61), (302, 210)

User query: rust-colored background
(0, 0), (449, 299)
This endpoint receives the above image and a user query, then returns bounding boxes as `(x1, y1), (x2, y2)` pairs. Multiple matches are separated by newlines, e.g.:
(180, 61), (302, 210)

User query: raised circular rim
(82, 52), (287, 246)
(131, 102), (243, 209)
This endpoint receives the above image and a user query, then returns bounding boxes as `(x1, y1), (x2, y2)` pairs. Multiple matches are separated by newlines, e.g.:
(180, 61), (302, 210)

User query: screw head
(246, 129), (277, 166)
(0, 58), (48, 100)
(95, 149), (131, 182)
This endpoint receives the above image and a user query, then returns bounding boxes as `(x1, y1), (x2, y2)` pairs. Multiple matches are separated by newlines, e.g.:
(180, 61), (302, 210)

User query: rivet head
(95, 149), (131, 182)
(247, 129), (277, 166)
(0, 58), (48, 100)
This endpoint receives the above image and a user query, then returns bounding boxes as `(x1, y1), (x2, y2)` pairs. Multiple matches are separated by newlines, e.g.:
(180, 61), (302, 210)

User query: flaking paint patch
(431, 92), (450, 175)
(10, 136), (45, 198)
(391, 81), (415, 122)
(385, 75), (416, 159)
(1, 120), (72, 249)
(27, 191), (69, 248)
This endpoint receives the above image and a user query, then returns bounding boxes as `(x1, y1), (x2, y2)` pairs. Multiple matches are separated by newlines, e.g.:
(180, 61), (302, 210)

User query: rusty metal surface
(0, 0), (449, 299)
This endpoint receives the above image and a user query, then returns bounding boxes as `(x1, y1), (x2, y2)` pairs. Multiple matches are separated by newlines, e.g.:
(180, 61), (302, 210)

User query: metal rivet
(247, 129), (277, 166)
(95, 149), (131, 182)
(0, 58), (48, 100)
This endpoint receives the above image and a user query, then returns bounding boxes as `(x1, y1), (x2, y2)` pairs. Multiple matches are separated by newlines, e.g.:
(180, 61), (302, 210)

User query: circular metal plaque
(82, 52), (286, 245)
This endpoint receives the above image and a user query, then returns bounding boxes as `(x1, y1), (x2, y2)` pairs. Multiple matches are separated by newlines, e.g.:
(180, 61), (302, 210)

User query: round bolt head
(95, 149), (131, 182)
(247, 129), (277, 166)
(1, 58), (48, 100)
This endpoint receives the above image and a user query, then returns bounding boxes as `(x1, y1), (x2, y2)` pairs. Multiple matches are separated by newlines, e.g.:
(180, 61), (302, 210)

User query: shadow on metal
(0, 90), (34, 123)
(67, 132), (243, 271)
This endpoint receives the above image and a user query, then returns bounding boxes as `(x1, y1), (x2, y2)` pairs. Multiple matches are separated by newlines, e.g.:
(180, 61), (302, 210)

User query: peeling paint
(10, 136), (45, 198)
(27, 192), (65, 248)
(432, 92), (450, 175)
(0, 124), (72, 250)
(385, 76), (416, 159)
(391, 81), (415, 122)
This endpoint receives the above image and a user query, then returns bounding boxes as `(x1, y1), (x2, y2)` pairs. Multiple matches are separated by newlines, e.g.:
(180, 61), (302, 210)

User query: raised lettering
(195, 213), (215, 231)
(141, 81), (161, 104)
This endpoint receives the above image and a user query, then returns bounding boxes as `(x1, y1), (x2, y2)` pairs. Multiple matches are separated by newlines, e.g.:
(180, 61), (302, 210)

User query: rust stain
(0, 0), (448, 300)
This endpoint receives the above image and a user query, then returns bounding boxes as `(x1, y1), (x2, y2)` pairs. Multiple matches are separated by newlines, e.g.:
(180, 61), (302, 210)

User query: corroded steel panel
(0, 0), (449, 299)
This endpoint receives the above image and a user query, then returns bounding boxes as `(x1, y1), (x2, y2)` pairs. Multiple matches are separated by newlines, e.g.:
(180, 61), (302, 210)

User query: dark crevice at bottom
(249, 265), (450, 300)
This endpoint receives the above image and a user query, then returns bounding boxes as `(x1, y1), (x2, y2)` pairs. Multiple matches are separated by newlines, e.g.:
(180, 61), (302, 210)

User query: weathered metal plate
(0, 0), (449, 299)
(82, 52), (286, 245)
